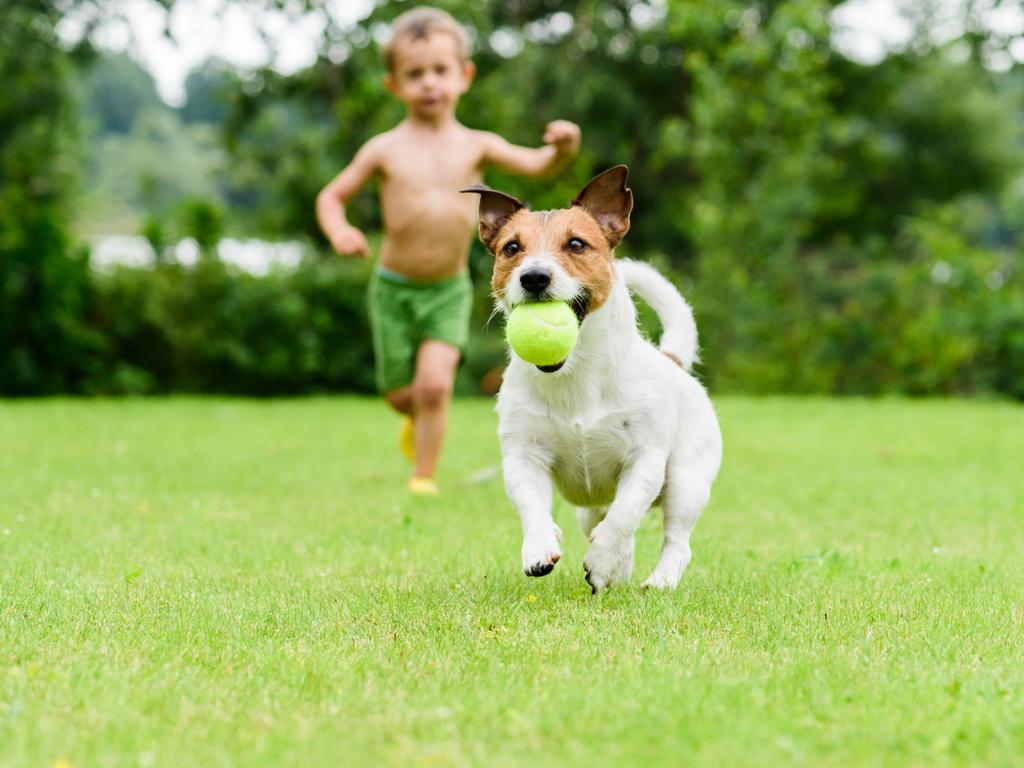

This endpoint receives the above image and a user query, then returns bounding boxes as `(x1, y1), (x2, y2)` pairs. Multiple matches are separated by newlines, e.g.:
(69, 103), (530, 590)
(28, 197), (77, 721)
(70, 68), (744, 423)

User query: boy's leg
(384, 387), (414, 415)
(369, 272), (417, 459)
(385, 387), (416, 463)
(410, 340), (460, 479)
(384, 388), (416, 462)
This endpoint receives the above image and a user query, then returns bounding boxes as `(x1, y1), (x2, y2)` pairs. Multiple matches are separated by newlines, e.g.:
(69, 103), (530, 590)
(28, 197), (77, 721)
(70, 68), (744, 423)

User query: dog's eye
(502, 241), (520, 257)
(567, 238), (587, 254)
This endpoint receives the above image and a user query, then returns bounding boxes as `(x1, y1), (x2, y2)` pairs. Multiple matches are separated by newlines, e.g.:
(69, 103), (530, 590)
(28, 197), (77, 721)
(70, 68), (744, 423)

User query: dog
(462, 166), (722, 591)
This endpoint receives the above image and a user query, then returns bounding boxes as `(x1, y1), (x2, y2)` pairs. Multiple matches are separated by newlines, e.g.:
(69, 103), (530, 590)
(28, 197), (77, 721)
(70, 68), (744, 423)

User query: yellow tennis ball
(505, 301), (579, 366)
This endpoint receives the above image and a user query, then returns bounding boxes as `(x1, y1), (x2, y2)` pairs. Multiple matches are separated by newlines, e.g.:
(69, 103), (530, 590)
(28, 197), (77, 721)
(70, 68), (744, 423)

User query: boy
(316, 6), (581, 495)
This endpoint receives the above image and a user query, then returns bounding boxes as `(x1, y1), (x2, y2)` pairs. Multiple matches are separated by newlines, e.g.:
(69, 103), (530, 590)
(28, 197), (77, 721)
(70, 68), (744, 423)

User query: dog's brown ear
(461, 185), (524, 251)
(572, 165), (632, 247)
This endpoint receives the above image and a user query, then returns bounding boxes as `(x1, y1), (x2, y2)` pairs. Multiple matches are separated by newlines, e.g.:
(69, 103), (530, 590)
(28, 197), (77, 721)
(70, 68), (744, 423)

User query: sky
(57, 0), (1024, 106)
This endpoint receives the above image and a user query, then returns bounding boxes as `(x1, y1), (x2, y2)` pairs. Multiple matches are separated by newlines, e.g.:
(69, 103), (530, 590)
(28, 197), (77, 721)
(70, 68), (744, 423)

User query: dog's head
(462, 165), (633, 324)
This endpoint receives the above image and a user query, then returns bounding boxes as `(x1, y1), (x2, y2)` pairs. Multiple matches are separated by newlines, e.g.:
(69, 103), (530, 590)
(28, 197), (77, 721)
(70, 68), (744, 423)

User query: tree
(78, 52), (167, 135)
(181, 59), (236, 125)
(0, 0), (100, 394)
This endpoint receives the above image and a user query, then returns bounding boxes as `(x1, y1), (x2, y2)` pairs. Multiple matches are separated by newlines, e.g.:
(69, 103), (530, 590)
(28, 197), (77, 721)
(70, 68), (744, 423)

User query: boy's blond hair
(382, 6), (471, 72)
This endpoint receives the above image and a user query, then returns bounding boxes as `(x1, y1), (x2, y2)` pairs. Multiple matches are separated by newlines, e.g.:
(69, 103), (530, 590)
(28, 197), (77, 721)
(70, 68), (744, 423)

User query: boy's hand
(329, 225), (371, 258)
(543, 120), (581, 157)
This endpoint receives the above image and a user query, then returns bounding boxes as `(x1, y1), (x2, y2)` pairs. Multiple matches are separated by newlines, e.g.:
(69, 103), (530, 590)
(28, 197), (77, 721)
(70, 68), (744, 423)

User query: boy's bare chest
(381, 141), (483, 191)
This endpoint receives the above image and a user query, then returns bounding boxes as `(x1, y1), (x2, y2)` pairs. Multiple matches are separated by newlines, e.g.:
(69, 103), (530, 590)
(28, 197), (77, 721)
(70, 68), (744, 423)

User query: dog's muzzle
(519, 267), (551, 297)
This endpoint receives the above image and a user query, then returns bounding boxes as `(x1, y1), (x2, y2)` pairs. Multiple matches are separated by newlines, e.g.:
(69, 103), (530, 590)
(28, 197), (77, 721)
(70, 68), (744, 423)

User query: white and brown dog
(463, 166), (722, 591)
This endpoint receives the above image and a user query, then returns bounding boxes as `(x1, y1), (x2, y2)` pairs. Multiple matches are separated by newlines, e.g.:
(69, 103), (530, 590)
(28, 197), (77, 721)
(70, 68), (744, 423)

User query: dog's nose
(519, 268), (551, 296)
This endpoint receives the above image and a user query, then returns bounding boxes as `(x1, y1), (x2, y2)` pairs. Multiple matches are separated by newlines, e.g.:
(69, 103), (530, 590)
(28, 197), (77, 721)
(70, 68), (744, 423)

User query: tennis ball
(505, 301), (579, 366)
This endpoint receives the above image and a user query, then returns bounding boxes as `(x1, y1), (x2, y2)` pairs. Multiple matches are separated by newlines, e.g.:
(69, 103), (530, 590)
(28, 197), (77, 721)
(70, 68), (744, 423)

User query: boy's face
(385, 32), (474, 119)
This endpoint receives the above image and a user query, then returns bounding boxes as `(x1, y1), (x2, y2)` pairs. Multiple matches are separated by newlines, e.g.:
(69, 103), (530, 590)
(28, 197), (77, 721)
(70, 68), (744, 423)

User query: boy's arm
(480, 120), (581, 180)
(315, 138), (382, 257)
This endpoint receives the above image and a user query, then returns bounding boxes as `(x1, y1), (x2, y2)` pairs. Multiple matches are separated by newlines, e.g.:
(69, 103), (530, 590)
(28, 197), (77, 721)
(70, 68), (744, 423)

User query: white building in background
(88, 235), (306, 276)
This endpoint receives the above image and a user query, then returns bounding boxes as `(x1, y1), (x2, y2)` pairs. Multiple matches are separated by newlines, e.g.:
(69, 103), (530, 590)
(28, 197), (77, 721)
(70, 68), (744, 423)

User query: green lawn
(2, 397), (1022, 767)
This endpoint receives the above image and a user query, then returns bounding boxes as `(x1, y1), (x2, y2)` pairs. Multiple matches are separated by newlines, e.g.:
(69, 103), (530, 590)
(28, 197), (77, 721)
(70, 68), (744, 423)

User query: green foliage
(0, 1), (101, 395)
(180, 59), (235, 125)
(77, 108), (227, 236)
(692, 214), (1024, 395)
(178, 197), (225, 254)
(820, 53), (1020, 240)
(66, 254), (506, 396)
(86, 259), (377, 395)
(5, 0), (1024, 397)
(204, 0), (1024, 398)
(72, 54), (232, 235)
(77, 52), (167, 134)
(141, 215), (169, 264)
(221, 56), (395, 239)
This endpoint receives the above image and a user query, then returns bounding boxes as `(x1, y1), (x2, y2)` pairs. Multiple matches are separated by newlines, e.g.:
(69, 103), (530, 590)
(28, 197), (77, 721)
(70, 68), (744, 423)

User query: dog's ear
(461, 185), (524, 251)
(572, 165), (632, 247)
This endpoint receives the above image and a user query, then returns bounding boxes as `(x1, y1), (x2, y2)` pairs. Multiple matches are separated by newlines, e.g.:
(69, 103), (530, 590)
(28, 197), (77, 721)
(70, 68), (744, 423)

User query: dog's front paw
(522, 524), (562, 577)
(582, 523), (634, 593)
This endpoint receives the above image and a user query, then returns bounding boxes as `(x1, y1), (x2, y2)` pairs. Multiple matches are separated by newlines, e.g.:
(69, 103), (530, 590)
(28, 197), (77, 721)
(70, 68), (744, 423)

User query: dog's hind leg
(575, 507), (606, 538)
(642, 467), (710, 590)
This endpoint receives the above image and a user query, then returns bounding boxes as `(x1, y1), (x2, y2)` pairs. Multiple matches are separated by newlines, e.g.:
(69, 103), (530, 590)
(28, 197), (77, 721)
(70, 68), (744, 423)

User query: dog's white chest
(546, 412), (638, 507)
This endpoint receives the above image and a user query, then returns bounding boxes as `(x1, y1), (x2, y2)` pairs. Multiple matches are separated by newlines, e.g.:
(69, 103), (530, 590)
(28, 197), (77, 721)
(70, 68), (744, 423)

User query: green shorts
(367, 267), (473, 392)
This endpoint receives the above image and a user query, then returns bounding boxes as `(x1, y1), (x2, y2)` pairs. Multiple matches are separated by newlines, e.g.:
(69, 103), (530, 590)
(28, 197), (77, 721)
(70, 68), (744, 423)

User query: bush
(87, 258), (377, 395)
(81, 250), (511, 397)
(0, 2), (103, 395)
(2, 232), (1019, 399)
(691, 210), (1023, 397)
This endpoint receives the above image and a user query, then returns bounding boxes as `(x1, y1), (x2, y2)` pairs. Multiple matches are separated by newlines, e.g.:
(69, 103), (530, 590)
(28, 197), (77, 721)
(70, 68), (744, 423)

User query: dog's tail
(618, 259), (699, 370)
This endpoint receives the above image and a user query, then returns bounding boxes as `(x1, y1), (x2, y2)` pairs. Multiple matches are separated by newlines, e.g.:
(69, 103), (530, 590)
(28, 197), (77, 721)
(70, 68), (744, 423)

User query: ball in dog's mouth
(534, 293), (590, 373)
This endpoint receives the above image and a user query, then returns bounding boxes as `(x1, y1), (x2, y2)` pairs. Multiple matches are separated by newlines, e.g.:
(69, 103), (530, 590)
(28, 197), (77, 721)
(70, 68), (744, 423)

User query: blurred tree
(142, 215), (170, 264)
(154, 0), (1024, 395)
(214, 1), (1019, 258)
(0, 0), (101, 394)
(77, 105), (227, 235)
(181, 59), (237, 125)
(78, 52), (168, 135)
(4, 0), (1021, 397)
(178, 197), (225, 258)
(820, 51), (1019, 241)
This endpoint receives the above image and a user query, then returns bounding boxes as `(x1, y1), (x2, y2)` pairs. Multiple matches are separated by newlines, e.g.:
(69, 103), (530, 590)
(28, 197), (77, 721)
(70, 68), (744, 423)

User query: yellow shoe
(399, 416), (415, 462)
(408, 476), (439, 496)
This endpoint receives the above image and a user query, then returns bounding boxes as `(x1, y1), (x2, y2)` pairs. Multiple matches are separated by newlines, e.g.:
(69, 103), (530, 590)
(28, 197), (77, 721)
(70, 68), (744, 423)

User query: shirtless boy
(316, 6), (581, 494)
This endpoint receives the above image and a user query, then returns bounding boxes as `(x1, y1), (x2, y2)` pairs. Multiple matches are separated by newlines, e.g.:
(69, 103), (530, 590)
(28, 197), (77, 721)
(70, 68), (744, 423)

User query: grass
(1, 396), (1023, 767)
